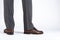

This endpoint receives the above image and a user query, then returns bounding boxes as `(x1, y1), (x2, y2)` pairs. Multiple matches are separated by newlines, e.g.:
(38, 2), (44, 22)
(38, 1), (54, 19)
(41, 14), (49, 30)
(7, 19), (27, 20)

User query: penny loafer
(24, 28), (43, 34)
(4, 29), (14, 35)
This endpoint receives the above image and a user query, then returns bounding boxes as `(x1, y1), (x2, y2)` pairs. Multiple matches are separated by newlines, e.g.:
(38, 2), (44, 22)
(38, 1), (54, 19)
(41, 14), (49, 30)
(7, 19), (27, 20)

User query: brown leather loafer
(24, 28), (43, 34)
(4, 29), (14, 35)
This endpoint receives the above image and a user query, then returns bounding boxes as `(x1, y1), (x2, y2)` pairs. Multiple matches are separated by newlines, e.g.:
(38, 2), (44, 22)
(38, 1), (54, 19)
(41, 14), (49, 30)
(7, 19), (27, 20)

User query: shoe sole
(24, 32), (43, 34)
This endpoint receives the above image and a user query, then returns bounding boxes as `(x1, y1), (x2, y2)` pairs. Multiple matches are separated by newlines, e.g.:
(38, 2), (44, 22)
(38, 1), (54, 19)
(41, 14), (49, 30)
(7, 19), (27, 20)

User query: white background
(0, 0), (60, 40)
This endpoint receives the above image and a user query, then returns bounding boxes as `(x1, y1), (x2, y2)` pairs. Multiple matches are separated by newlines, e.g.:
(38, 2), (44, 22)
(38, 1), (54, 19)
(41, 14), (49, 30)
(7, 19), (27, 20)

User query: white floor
(0, 29), (60, 40)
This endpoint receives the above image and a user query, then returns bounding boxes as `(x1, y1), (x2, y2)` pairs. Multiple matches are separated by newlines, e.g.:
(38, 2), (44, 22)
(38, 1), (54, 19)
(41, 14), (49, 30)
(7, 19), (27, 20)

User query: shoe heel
(24, 32), (30, 34)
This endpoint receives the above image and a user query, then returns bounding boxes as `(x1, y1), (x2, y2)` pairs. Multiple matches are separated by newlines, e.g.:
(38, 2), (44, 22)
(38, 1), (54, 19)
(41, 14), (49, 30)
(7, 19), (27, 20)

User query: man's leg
(4, 0), (15, 29)
(22, 0), (34, 30)
(22, 0), (43, 34)
(4, 0), (14, 35)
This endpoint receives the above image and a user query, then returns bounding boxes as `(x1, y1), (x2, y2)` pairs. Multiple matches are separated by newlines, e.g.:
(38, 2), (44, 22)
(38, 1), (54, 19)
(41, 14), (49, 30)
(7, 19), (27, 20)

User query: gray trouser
(4, 0), (34, 30)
